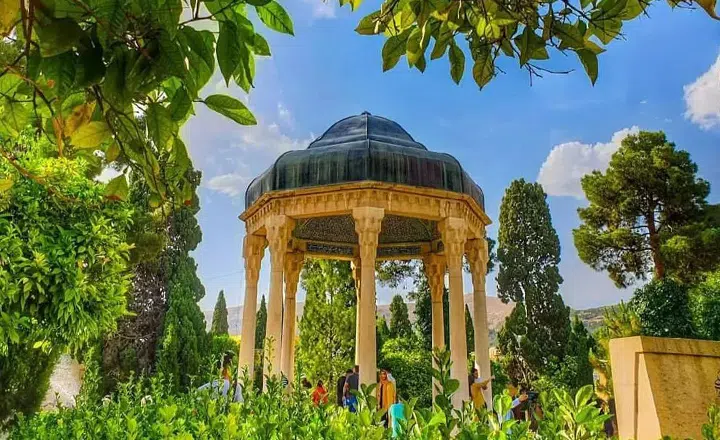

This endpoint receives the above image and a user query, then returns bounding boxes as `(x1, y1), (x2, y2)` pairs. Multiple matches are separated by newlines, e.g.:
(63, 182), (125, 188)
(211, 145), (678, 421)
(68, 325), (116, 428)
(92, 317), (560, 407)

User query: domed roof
(244, 112), (484, 210)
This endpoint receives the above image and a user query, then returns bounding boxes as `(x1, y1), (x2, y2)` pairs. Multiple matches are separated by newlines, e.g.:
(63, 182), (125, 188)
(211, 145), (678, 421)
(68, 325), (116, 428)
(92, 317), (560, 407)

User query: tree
(340, 0), (718, 89)
(631, 279), (695, 339)
(496, 179), (571, 382)
(255, 295), (267, 351)
(1, 0), (292, 206)
(296, 260), (357, 385)
(574, 131), (718, 287)
(407, 271), (450, 349)
(155, 170), (210, 392)
(389, 294), (412, 338)
(211, 290), (230, 335)
(465, 304), (475, 357)
(691, 271), (720, 341)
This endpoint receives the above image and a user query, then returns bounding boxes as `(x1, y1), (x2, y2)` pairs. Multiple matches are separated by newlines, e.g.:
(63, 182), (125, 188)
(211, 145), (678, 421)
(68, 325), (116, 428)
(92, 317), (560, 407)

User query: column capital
(243, 234), (266, 285)
(266, 215), (293, 266)
(352, 207), (384, 262)
(465, 238), (489, 277)
(439, 217), (467, 261)
(284, 252), (304, 299)
(423, 253), (446, 303)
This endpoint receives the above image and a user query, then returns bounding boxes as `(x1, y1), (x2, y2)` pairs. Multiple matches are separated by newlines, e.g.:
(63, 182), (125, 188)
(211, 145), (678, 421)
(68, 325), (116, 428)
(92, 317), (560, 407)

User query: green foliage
(537, 385), (612, 440)
(703, 405), (720, 440)
(296, 259), (356, 386)
(211, 290), (230, 335)
(378, 335), (432, 408)
(0, 343), (59, 428)
(341, 0), (720, 89)
(497, 179), (571, 385)
(490, 360), (510, 399)
(253, 295), (267, 389)
(631, 278), (695, 339)
(691, 271), (720, 341)
(209, 334), (240, 369)
(389, 294), (412, 338)
(0, 132), (132, 353)
(0, 0), (291, 206)
(465, 304), (475, 357)
(155, 169), (209, 391)
(574, 131), (717, 287)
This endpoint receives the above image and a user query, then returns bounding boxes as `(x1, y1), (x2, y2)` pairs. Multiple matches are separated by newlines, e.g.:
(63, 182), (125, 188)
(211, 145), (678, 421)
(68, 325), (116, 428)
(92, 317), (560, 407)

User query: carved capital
(465, 239), (488, 278)
(439, 217), (467, 262)
(284, 252), (304, 299)
(423, 253), (446, 303)
(352, 207), (384, 263)
(243, 234), (266, 285)
(266, 215), (293, 267)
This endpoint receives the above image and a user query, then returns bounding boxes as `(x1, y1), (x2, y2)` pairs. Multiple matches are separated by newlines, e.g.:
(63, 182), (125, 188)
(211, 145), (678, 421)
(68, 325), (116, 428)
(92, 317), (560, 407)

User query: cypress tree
(255, 295), (267, 350)
(465, 304), (474, 357)
(389, 294), (412, 338)
(211, 290), (229, 335)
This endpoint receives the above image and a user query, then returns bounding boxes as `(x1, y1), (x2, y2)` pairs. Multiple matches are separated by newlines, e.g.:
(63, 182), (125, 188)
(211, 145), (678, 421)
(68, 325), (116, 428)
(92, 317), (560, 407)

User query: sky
(185, 1), (720, 313)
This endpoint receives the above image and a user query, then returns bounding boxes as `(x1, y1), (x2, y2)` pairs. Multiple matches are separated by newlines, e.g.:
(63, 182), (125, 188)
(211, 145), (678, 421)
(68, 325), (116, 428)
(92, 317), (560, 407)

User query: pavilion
(237, 112), (492, 406)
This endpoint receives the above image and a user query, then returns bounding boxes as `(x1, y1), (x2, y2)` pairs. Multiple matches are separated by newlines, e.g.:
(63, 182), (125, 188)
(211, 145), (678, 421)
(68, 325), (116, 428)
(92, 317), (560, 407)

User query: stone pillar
(466, 238), (492, 407)
(352, 207), (384, 387)
(351, 258), (361, 366)
(263, 215), (292, 386)
(423, 253), (446, 400)
(439, 217), (469, 407)
(238, 234), (266, 381)
(280, 251), (304, 386)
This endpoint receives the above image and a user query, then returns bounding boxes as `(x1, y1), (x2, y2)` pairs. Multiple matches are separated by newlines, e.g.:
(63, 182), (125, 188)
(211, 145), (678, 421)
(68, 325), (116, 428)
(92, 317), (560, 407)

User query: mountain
(203, 295), (608, 344)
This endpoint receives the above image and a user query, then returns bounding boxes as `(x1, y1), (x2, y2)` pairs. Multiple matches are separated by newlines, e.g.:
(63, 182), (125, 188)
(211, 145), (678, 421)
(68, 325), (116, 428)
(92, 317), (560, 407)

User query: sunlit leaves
(35, 18), (86, 57)
(0, 0), (19, 37)
(70, 121), (111, 149)
(382, 29), (412, 71)
(255, 1), (294, 35)
(217, 22), (243, 86)
(576, 50), (599, 85)
(472, 48), (494, 89)
(448, 42), (464, 84)
(105, 174), (130, 201)
(146, 104), (176, 151)
(204, 95), (257, 125)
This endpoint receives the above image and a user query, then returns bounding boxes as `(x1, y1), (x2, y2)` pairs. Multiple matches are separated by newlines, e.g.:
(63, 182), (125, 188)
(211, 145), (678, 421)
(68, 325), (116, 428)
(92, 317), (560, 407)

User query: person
(197, 352), (242, 402)
(336, 370), (350, 406)
(469, 367), (494, 412)
(503, 393), (529, 422)
(378, 369), (397, 427)
(301, 377), (312, 389)
(389, 401), (406, 438)
(311, 380), (329, 406)
(344, 366), (359, 412)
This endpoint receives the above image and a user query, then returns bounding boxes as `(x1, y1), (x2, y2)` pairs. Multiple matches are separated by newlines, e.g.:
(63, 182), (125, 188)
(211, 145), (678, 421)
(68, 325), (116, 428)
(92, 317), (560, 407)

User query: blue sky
(184, 1), (720, 312)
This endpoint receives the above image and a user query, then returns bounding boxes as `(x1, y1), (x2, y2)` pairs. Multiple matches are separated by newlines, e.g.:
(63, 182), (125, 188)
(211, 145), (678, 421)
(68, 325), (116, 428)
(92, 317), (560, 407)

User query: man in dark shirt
(344, 366), (360, 412)
(336, 369), (351, 406)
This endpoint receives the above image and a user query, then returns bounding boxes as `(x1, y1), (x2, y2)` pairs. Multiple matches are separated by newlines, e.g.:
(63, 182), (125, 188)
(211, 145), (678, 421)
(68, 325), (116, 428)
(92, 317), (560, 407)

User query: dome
(244, 112), (484, 210)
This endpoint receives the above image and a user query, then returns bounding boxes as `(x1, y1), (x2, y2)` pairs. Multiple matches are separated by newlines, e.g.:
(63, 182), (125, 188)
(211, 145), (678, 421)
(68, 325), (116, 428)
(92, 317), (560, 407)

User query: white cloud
(302, 0), (336, 18)
(206, 173), (251, 197)
(640, 100), (648, 104)
(96, 167), (122, 183)
(277, 102), (294, 127)
(537, 126), (640, 199)
(234, 120), (314, 155)
(684, 52), (720, 130)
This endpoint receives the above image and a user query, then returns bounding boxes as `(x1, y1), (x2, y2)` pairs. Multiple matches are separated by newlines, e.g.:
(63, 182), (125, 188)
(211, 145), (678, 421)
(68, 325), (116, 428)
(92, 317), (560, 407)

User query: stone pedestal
(610, 336), (720, 440)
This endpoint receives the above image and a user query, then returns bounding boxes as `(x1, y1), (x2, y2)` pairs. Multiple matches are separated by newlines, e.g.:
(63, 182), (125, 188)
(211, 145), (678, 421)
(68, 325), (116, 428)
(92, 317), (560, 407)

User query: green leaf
(406, 26), (428, 66)
(514, 26), (545, 66)
(620, 0), (645, 19)
(1, 0), (19, 37)
(252, 33), (271, 56)
(0, 178), (13, 193)
(204, 94), (257, 125)
(356, 11), (385, 35)
(104, 174), (129, 201)
(430, 23), (452, 60)
(181, 27), (215, 70)
(70, 121), (111, 149)
(168, 87), (193, 122)
(472, 49), (494, 89)
(36, 18), (86, 57)
(554, 22), (585, 49)
(146, 103), (176, 150)
(255, 1), (294, 35)
(217, 22), (242, 86)
(589, 19), (622, 44)
(382, 29), (412, 71)
(448, 42), (465, 84)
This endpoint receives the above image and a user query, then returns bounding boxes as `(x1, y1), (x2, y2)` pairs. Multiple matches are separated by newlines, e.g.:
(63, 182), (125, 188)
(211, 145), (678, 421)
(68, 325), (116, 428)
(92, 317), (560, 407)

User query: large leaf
(65, 102), (96, 137)
(382, 29), (412, 71)
(576, 49), (599, 85)
(36, 18), (86, 57)
(204, 94), (257, 125)
(472, 49), (494, 89)
(168, 87), (193, 122)
(146, 103), (176, 150)
(255, 1), (294, 35)
(217, 22), (242, 86)
(356, 11), (385, 35)
(252, 33), (271, 56)
(70, 121), (111, 149)
(0, 0), (19, 37)
(104, 174), (129, 201)
(448, 42), (465, 84)
(514, 26), (545, 66)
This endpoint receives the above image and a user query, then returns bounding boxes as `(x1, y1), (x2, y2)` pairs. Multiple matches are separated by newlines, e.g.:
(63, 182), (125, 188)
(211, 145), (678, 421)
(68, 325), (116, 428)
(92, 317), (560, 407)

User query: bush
(691, 271), (720, 341)
(378, 336), (432, 408)
(631, 278), (696, 339)
(208, 334), (239, 369)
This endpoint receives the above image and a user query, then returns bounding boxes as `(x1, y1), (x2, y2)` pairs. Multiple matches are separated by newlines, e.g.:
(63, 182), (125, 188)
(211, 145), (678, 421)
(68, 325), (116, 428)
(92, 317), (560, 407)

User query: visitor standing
(344, 366), (359, 412)
(469, 367), (493, 411)
(311, 380), (329, 406)
(378, 369), (397, 427)
(336, 370), (351, 406)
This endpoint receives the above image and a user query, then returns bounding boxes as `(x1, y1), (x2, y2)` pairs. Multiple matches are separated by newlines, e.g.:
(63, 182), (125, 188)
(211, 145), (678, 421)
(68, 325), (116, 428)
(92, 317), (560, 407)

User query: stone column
(281, 251), (304, 386)
(263, 215), (292, 386)
(466, 238), (492, 407)
(439, 217), (469, 407)
(351, 258), (361, 366)
(238, 234), (266, 381)
(352, 207), (384, 387)
(423, 253), (446, 400)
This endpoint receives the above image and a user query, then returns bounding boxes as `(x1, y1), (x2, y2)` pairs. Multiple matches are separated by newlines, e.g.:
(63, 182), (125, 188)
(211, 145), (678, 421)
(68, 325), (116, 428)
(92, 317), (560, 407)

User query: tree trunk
(646, 214), (665, 279)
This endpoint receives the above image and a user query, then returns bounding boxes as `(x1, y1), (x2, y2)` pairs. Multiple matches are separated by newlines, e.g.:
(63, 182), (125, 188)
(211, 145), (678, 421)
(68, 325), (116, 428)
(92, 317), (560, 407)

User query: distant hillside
(203, 296), (610, 345)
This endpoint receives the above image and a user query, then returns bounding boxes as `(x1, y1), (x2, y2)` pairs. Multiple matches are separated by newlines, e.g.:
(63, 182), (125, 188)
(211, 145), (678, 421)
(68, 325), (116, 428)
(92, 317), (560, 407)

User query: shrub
(378, 336), (432, 408)
(691, 271), (720, 341)
(631, 278), (696, 339)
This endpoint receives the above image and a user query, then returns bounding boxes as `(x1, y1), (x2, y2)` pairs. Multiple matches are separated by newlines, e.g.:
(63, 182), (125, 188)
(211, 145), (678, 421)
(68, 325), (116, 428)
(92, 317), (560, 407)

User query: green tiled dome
(245, 112), (484, 210)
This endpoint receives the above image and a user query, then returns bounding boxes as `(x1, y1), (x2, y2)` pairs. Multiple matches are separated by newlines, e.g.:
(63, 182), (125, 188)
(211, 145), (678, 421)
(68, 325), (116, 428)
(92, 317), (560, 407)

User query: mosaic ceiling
(293, 214), (440, 245)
